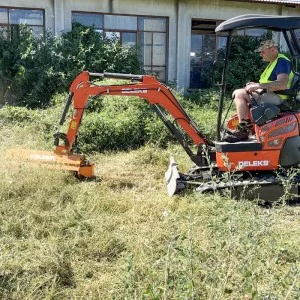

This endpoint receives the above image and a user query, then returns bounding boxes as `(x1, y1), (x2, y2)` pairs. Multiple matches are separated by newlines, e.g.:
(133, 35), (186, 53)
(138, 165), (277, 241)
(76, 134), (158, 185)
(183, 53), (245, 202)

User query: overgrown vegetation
(0, 26), (275, 109)
(0, 77), (299, 299)
(0, 24), (299, 299)
(0, 119), (299, 299)
(0, 24), (141, 108)
(0, 86), (224, 153)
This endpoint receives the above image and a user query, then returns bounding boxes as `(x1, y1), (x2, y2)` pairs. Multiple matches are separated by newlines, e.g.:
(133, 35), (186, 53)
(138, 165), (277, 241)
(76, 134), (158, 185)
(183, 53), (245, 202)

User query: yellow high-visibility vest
(259, 53), (294, 100)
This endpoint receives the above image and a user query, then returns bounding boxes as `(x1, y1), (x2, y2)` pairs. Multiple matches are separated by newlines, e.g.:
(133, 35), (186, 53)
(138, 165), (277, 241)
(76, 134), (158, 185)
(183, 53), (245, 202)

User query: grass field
(0, 118), (299, 299)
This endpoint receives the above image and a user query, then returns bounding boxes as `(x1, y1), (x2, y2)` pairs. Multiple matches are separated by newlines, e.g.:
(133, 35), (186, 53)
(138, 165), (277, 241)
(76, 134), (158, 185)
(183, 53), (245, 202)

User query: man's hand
(245, 82), (261, 93)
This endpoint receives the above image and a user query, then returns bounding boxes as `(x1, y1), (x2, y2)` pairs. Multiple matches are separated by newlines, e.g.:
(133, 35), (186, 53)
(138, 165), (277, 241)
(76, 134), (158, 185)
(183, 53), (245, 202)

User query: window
(190, 20), (222, 89)
(0, 7), (44, 37)
(104, 15), (137, 31)
(72, 12), (168, 81)
(190, 19), (269, 89)
(72, 12), (103, 29)
(236, 28), (268, 37)
(138, 18), (167, 80)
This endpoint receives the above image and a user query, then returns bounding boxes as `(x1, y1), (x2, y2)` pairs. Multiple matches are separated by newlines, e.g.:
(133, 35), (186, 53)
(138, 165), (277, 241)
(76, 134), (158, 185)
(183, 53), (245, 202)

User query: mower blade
(6, 148), (95, 178)
(165, 156), (183, 197)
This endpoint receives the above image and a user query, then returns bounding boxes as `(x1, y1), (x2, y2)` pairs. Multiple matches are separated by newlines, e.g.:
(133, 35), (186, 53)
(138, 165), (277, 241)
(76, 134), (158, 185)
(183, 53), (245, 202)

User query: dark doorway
(190, 19), (226, 89)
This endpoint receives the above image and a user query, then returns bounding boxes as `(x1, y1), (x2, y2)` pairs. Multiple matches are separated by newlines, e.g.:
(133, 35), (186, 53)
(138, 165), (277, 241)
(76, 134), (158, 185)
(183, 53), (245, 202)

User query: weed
(0, 106), (299, 299)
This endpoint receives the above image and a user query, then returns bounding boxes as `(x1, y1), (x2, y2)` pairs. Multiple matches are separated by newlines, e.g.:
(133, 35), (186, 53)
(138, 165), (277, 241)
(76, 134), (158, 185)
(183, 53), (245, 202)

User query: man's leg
(233, 88), (251, 124)
(222, 88), (252, 142)
(259, 91), (283, 105)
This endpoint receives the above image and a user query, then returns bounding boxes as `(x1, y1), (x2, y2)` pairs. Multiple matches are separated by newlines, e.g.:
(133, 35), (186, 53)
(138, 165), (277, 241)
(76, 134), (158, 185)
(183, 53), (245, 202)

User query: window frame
(72, 11), (169, 81)
(0, 6), (45, 37)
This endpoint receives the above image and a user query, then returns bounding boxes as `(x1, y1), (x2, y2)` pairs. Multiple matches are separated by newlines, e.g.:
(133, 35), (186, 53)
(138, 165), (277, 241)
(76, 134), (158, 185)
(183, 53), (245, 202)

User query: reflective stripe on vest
(259, 53), (294, 100)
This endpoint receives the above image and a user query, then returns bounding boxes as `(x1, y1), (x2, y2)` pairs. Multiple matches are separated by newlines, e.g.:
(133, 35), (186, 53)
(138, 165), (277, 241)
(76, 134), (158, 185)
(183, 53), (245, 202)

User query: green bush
(0, 105), (38, 124)
(78, 95), (176, 152)
(187, 87), (220, 109)
(224, 35), (267, 92)
(0, 25), (142, 108)
(92, 89), (222, 151)
(0, 88), (220, 153)
(79, 101), (146, 152)
(143, 114), (175, 147)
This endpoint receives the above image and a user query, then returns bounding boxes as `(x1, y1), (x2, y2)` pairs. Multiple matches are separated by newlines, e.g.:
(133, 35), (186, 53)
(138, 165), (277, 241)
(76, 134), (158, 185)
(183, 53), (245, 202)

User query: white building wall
(1, 0), (300, 91)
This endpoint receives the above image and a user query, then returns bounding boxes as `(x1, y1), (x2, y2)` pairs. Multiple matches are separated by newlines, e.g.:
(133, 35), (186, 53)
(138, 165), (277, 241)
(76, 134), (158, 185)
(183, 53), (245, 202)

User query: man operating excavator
(223, 39), (295, 143)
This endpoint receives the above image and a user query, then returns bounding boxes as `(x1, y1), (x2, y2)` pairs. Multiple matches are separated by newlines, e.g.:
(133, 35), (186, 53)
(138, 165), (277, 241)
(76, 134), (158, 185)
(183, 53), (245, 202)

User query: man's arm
(257, 73), (289, 91)
(245, 73), (289, 93)
(246, 57), (291, 93)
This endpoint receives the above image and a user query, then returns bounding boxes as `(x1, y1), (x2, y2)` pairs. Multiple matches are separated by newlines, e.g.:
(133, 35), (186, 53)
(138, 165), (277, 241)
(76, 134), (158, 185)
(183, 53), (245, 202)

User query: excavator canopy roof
(216, 14), (300, 33)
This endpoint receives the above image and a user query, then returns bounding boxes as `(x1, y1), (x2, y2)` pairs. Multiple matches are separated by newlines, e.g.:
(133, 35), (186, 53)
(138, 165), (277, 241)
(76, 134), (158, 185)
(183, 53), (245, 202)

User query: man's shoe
(222, 128), (249, 143)
(224, 125), (254, 135)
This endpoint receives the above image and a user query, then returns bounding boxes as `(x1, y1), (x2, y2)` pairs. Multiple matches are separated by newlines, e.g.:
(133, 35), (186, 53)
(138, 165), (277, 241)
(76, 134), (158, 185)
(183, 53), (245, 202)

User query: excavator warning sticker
(121, 89), (147, 94)
(70, 121), (77, 129)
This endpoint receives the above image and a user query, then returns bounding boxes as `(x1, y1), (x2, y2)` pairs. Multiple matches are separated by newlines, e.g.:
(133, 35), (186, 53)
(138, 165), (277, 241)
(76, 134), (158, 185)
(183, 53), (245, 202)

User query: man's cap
(254, 40), (279, 52)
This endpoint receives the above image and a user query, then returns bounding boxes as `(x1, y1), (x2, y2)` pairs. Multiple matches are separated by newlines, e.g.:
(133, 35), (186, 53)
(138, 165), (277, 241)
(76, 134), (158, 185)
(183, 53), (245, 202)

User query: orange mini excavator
(8, 14), (300, 198)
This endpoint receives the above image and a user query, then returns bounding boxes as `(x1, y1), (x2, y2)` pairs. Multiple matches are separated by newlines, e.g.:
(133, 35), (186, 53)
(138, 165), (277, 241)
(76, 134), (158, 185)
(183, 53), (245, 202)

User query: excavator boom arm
(54, 71), (212, 159)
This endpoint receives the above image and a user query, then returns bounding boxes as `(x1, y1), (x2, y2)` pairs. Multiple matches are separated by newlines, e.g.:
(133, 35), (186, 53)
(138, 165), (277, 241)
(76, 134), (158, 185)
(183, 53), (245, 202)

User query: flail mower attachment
(7, 148), (95, 178)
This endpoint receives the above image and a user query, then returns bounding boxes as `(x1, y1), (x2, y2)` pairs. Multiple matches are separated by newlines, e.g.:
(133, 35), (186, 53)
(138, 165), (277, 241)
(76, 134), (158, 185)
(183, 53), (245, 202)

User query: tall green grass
(0, 95), (299, 299)
(0, 86), (221, 154)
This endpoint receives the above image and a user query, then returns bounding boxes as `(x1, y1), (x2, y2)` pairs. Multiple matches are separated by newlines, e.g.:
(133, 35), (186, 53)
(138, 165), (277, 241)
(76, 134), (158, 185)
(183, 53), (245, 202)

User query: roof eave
(225, 0), (300, 7)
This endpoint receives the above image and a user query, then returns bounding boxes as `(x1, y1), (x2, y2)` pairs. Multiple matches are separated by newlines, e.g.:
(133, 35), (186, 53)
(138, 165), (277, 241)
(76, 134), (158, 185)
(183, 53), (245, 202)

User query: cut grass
(0, 124), (299, 299)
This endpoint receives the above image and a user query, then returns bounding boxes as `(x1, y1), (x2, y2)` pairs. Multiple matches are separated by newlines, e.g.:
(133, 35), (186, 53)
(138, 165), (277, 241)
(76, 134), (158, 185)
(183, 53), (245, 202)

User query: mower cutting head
(7, 148), (95, 178)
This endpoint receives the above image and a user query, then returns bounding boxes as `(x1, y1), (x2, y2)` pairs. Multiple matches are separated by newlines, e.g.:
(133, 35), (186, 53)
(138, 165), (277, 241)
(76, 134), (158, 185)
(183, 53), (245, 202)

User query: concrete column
(176, 0), (190, 92)
(109, 0), (113, 13)
(166, 0), (178, 83)
(54, 0), (65, 35)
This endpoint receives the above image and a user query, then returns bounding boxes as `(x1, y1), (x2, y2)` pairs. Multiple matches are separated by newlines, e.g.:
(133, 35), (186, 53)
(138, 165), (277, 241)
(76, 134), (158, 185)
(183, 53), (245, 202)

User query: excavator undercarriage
(166, 157), (300, 201)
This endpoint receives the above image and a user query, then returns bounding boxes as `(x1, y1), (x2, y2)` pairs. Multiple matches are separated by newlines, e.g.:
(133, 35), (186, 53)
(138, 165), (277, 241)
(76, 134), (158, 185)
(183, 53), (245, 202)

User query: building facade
(1, 0), (300, 91)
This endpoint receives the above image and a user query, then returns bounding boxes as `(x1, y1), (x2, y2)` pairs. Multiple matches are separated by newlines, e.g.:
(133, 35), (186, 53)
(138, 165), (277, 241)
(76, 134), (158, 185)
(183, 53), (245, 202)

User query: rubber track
(183, 173), (300, 193)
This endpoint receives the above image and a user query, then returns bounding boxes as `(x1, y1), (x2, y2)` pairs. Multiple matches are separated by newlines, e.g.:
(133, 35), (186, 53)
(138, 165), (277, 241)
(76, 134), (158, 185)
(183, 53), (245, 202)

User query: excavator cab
(208, 15), (300, 169)
(215, 14), (300, 136)
(168, 15), (300, 197)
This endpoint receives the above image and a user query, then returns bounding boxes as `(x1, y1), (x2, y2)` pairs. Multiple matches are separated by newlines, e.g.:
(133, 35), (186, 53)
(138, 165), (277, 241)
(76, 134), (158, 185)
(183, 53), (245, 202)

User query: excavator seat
(250, 102), (280, 126)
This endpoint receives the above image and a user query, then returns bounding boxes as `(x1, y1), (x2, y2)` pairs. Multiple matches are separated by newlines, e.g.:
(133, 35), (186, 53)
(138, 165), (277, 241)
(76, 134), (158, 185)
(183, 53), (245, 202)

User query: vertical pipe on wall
(277, 5), (285, 51)
(278, 4), (283, 16)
